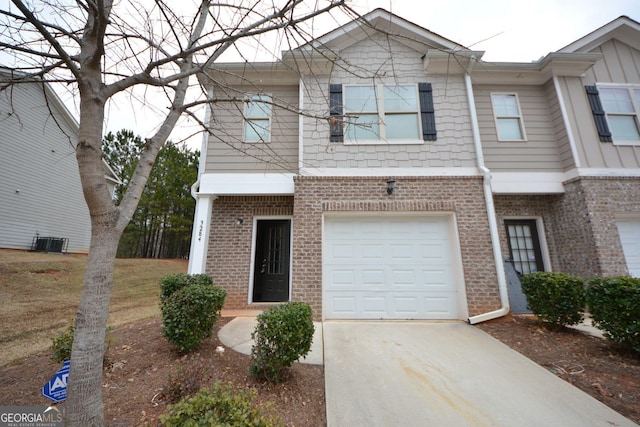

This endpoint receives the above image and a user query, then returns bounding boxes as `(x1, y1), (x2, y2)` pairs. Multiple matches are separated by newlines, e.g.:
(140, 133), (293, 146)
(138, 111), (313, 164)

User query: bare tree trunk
(67, 225), (119, 426)
(66, 74), (122, 426)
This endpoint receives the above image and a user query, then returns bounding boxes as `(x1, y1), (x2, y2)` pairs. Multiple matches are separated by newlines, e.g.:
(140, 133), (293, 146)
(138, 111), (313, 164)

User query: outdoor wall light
(236, 218), (244, 225)
(386, 178), (396, 195)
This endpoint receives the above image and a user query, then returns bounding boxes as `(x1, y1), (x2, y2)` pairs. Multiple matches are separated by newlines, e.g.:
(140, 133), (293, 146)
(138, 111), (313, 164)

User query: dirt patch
(476, 314), (640, 424)
(0, 317), (324, 426)
(1, 314), (638, 426)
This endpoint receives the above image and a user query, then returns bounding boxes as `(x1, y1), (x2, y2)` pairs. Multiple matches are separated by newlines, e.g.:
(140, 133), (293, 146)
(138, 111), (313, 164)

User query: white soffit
(199, 173), (295, 195)
(491, 172), (565, 194)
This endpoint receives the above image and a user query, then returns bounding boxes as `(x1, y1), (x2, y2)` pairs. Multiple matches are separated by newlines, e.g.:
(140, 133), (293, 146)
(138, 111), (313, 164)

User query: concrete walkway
(323, 321), (637, 427)
(218, 317), (636, 427)
(217, 316), (324, 365)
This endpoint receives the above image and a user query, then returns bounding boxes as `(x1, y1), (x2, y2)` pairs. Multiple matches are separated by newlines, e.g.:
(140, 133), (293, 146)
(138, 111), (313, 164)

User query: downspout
(298, 77), (305, 172)
(464, 68), (510, 324)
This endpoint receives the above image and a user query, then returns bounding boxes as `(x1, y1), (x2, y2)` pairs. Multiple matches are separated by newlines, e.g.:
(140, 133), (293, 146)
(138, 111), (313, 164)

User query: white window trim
(596, 83), (640, 146)
(243, 94), (272, 143)
(490, 92), (527, 142)
(343, 84), (424, 145)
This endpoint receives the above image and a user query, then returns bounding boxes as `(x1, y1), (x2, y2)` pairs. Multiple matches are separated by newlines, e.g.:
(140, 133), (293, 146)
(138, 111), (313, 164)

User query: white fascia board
(491, 172), (566, 194)
(199, 173), (295, 195)
(300, 167), (482, 177)
(565, 168), (640, 180)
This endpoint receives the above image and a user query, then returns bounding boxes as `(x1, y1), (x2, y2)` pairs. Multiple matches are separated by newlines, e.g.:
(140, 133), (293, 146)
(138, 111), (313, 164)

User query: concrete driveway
(324, 321), (638, 427)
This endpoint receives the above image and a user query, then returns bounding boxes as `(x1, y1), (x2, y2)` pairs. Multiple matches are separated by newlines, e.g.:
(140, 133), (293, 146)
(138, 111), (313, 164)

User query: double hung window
(586, 84), (640, 145)
(491, 93), (526, 141)
(599, 86), (640, 142)
(244, 95), (272, 142)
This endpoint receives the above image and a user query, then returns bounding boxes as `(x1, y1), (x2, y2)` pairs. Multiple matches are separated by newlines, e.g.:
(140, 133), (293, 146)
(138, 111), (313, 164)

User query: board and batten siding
(474, 84), (564, 172)
(561, 39), (640, 169)
(544, 80), (576, 171)
(0, 82), (91, 253)
(204, 85), (299, 174)
(301, 33), (477, 170)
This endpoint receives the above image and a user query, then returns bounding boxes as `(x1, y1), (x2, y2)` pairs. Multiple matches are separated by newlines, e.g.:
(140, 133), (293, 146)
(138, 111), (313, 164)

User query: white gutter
(552, 75), (581, 169)
(464, 71), (510, 324)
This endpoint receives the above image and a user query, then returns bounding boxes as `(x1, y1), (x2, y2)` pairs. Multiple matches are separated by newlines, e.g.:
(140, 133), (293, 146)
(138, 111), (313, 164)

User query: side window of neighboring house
(329, 83), (436, 143)
(491, 93), (526, 141)
(244, 95), (272, 142)
(587, 85), (640, 145)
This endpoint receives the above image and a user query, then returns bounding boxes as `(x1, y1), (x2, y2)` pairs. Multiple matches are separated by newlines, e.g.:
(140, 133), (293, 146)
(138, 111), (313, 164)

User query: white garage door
(323, 215), (461, 319)
(616, 219), (640, 277)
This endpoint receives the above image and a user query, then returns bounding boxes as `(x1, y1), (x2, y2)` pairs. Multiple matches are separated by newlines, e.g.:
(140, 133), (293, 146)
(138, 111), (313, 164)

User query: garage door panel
(324, 216), (460, 319)
(362, 270), (386, 285)
(331, 269), (356, 285)
(330, 243), (354, 260)
(390, 269), (417, 285)
(362, 244), (384, 259)
(424, 295), (458, 316)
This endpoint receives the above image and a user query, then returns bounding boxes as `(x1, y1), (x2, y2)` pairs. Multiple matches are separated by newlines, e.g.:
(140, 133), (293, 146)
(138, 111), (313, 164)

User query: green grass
(0, 249), (187, 366)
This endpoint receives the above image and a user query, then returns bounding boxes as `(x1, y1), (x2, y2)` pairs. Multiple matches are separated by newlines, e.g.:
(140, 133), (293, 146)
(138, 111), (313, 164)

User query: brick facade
(494, 177), (640, 279)
(205, 176), (502, 319)
(205, 196), (294, 311)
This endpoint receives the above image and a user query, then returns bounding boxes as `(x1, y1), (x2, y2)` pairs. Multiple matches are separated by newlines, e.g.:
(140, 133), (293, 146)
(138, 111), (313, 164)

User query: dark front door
(252, 219), (291, 302)
(505, 219), (545, 314)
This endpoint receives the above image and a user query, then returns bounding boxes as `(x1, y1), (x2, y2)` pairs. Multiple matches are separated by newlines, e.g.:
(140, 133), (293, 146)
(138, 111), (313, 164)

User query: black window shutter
(329, 84), (343, 143)
(418, 82), (437, 141)
(585, 85), (612, 142)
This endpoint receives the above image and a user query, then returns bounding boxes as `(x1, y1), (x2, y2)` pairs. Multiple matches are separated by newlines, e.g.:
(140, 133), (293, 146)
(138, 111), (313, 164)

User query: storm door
(505, 219), (545, 275)
(505, 219), (545, 314)
(252, 219), (291, 302)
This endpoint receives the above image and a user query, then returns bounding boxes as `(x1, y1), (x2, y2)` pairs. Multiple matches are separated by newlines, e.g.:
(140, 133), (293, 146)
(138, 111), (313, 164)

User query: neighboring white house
(0, 70), (120, 253)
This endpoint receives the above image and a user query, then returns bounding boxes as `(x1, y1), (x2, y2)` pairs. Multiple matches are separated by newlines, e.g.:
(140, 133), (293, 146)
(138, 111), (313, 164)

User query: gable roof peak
(559, 15), (640, 53)
(293, 7), (467, 56)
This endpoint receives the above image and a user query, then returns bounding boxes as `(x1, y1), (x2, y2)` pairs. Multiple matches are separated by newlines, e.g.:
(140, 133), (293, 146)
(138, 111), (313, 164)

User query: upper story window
(586, 84), (640, 146)
(599, 86), (640, 142)
(244, 95), (272, 142)
(491, 93), (526, 141)
(329, 83), (436, 144)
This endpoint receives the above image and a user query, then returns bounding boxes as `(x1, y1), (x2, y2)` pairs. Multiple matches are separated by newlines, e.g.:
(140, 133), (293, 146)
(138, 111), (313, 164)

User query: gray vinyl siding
(301, 33), (477, 169)
(204, 85), (299, 173)
(474, 84), (564, 172)
(565, 39), (640, 169)
(0, 82), (91, 253)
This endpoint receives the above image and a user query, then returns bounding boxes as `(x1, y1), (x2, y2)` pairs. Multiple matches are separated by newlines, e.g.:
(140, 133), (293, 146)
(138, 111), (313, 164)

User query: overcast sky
(345, 0), (640, 62)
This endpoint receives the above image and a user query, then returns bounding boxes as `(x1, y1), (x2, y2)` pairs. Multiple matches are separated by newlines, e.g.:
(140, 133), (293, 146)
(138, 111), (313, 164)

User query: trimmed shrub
(586, 276), (640, 353)
(159, 382), (281, 427)
(161, 354), (214, 404)
(250, 302), (314, 383)
(161, 283), (226, 353)
(50, 323), (74, 363)
(521, 272), (586, 327)
(51, 320), (115, 363)
(160, 273), (213, 304)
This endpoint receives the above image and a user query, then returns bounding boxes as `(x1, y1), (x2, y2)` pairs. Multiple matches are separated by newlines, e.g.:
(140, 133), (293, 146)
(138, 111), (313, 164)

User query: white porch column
(187, 194), (215, 274)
